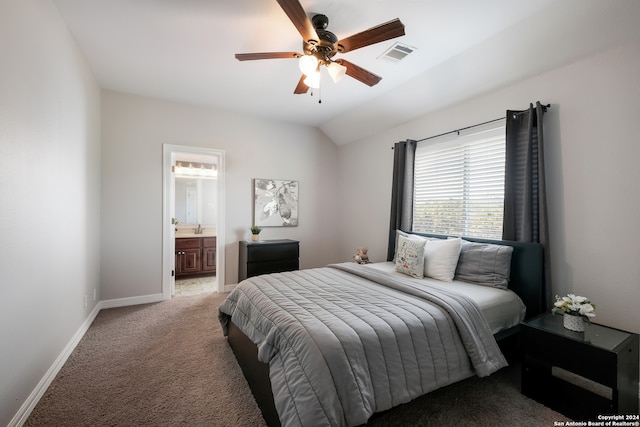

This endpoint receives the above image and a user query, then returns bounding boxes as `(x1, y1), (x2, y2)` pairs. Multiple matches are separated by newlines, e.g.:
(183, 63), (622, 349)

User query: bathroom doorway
(162, 145), (226, 298)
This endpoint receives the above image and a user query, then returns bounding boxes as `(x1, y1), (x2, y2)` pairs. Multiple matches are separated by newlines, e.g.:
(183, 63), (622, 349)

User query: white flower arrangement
(552, 294), (596, 319)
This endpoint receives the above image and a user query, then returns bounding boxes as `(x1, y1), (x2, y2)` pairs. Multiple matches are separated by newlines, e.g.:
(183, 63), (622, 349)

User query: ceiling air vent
(379, 43), (415, 62)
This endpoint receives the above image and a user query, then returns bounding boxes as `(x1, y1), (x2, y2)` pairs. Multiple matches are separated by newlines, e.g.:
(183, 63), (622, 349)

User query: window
(412, 123), (506, 239)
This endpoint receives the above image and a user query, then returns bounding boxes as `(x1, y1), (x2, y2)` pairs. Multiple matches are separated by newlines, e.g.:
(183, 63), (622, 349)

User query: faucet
(194, 223), (202, 234)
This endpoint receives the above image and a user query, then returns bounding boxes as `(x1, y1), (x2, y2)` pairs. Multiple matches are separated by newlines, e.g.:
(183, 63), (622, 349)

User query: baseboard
(99, 293), (165, 309)
(8, 292), (165, 427)
(7, 303), (101, 427)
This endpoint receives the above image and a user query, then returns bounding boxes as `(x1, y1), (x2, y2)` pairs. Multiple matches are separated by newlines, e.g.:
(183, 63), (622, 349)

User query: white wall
(338, 40), (640, 335)
(100, 90), (340, 299)
(0, 1), (101, 425)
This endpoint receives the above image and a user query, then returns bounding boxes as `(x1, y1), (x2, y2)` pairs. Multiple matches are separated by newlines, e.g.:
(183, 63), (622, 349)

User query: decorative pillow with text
(395, 234), (427, 278)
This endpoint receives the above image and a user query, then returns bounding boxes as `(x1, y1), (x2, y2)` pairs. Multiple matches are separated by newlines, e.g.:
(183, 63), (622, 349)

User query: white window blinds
(412, 124), (506, 239)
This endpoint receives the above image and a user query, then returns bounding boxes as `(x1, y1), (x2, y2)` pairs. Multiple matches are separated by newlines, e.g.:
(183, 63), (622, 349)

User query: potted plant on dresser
(250, 225), (262, 241)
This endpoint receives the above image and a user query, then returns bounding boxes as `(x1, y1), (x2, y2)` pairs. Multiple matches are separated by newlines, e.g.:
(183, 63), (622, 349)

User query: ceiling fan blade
(276, 0), (318, 43)
(340, 60), (382, 87)
(338, 18), (405, 53)
(294, 75), (309, 94)
(235, 52), (301, 61)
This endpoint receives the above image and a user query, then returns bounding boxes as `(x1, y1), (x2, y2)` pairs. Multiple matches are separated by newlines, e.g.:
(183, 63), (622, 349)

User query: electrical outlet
(84, 294), (87, 308)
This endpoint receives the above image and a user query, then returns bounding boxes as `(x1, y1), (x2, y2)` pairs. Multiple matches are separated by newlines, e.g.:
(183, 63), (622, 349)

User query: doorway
(162, 145), (226, 299)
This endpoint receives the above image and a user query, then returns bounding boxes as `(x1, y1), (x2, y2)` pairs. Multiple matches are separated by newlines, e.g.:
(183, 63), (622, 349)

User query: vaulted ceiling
(53, 0), (640, 145)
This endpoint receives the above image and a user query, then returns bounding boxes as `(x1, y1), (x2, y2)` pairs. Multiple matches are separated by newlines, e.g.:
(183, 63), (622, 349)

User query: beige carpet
(26, 291), (567, 426)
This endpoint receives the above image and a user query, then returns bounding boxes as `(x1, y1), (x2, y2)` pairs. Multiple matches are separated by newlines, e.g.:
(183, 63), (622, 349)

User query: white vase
(563, 313), (585, 332)
(251, 234), (259, 241)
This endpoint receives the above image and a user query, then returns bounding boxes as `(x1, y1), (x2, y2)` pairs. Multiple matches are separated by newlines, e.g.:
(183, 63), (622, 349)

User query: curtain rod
(402, 103), (551, 145)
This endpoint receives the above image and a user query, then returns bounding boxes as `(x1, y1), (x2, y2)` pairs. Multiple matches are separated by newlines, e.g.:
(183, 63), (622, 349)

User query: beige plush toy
(353, 247), (370, 264)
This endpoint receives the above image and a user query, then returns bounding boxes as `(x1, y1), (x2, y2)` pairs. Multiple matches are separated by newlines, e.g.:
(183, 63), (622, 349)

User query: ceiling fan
(235, 0), (405, 95)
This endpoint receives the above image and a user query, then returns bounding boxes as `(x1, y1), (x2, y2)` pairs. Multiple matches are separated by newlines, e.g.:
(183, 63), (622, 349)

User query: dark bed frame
(226, 232), (545, 426)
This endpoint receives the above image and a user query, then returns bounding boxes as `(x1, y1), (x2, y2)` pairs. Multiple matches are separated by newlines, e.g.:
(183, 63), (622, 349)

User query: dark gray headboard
(387, 230), (545, 319)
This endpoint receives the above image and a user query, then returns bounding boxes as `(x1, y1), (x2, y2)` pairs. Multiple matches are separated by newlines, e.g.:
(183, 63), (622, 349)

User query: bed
(218, 231), (544, 426)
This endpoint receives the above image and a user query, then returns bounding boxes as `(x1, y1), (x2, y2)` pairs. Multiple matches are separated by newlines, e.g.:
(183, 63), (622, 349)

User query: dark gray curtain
(387, 139), (416, 261)
(503, 101), (551, 304)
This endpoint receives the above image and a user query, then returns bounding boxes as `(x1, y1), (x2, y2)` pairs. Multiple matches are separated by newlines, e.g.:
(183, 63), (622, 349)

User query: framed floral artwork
(253, 178), (299, 227)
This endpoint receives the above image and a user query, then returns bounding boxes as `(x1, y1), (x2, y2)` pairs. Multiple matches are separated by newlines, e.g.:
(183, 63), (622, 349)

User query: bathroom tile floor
(174, 275), (217, 296)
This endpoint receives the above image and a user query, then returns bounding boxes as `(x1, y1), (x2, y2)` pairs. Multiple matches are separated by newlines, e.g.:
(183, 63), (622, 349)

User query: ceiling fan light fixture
(298, 55), (318, 76)
(234, 1), (406, 95)
(327, 61), (347, 83)
(303, 71), (320, 89)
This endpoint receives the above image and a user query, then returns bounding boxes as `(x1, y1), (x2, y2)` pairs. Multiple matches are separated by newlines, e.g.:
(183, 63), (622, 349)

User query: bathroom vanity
(175, 236), (216, 277)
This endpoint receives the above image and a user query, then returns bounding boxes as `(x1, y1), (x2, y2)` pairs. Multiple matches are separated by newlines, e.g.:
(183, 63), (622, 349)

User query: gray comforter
(218, 263), (507, 427)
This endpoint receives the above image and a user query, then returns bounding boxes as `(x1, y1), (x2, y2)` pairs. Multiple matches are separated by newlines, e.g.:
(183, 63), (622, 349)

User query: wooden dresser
(238, 239), (299, 282)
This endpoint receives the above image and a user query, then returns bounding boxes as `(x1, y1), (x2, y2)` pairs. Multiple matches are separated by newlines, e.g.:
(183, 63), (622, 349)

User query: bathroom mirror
(175, 177), (217, 226)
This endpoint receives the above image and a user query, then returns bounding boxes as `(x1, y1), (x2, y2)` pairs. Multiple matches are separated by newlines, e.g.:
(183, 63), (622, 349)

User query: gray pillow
(454, 240), (513, 289)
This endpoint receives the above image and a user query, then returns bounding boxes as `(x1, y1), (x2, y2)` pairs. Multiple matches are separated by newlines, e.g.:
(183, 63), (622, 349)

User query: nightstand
(521, 312), (639, 419)
(238, 239), (299, 281)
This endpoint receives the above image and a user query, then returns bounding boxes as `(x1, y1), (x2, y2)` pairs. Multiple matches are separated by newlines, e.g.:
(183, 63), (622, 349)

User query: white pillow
(395, 234), (427, 278)
(423, 237), (462, 282)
